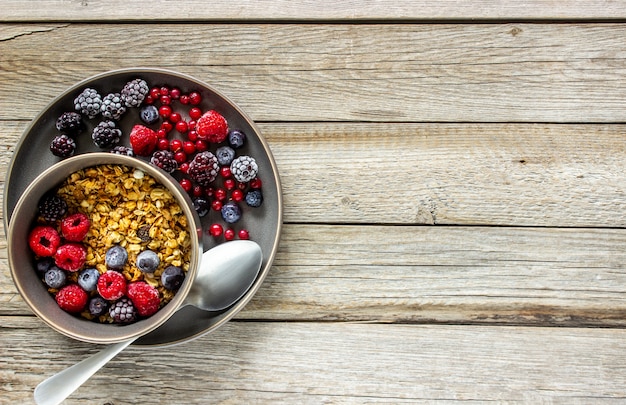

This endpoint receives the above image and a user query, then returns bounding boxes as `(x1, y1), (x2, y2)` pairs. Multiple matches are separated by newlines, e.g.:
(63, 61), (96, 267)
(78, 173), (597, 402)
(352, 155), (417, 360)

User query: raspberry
(55, 284), (88, 313)
(230, 155), (259, 183)
(28, 226), (61, 257)
(54, 243), (87, 272)
(50, 134), (76, 158)
(60, 212), (90, 241)
(55, 112), (84, 136)
(150, 150), (178, 173)
(97, 270), (127, 300)
(100, 92), (126, 120)
(38, 194), (67, 222)
(127, 282), (160, 317)
(188, 151), (219, 186)
(92, 120), (122, 148)
(74, 87), (102, 119)
(121, 78), (149, 108)
(196, 110), (228, 143)
(129, 124), (158, 156)
(109, 297), (137, 323)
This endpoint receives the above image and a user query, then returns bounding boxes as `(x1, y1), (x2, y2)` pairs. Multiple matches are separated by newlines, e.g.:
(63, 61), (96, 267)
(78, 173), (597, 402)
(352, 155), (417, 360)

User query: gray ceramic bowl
(7, 153), (203, 344)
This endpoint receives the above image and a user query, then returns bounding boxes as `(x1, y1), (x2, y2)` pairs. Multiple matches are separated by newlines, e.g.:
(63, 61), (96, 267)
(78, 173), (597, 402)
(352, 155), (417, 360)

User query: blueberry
(88, 296), (109, 316)
(140, 105), (160, 124)
(245, 190), (263, 208)
(78, 268), (100, 292)
(105, 245), (128, 270)
(44, 266), (66, 289)
(216, 146), (235, 166)
(193, 197), (210, 217)
(136, 249), (160, 273)
(36, 257), (55, 276)
(221, 201), (242, 224)
(161, 265), (185, 290)
(228, 130), (246, 149)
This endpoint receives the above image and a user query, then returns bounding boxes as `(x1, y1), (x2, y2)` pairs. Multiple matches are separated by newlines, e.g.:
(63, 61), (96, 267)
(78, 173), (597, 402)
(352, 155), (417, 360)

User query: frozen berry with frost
(228, 129), (246, 149)
(110, 145), (134, 157)
(56, 284), (88, 313)
(77, 268), (100, 292)
(54, 243), (87, 272)
(92, 120), (122, 148)
(38, 194), (67, 222)
(140, 105), (160, 124)
(28, 226), (61, 257)
(136, 250), (160, 273)
(60, 212), (91, 242)
(74, 88), (102, 119)
(221, 201), (242, 224)
(230, 155), (258, 183)
(105, 245), (128, 270)
(56, 112), (84, 136)
(245, 189), (263, 207)
(44, 266), (67, 289)
(109, 297), (137, 323)
(121, 78), (149, 107)
(161, 265), (185, 290)
(196, 110), (228, 143)
(188, 151), (219, 186)
(127, 282), (160, 317)
(89, 296), (109, 316)
(150, 150), (178, 173)
(130, 124), (158, 156)
(216, 146), (235, 166)
(100, 92), (126, 120)
(97, 270), (127, 300)
(50, 134), (76, 158)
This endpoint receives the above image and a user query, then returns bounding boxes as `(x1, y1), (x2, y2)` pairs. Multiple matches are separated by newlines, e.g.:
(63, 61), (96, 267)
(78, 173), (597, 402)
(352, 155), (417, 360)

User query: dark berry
(74, 88), (102, 119)
(28, 226), (61, 257)
(228, 130), (246, 149)
(221, 201), (242, 224)
(109, 297), (137, 323)
(161, 265), (185, 290)
(150, 150), (178, 173)
(77, 268), (100, 292)
(50, 134), (76, 158)
(55, 112), (84, 136)
(140, 105), (160, 124)
(245, 190), (263, 207)
(92, 120), (122, 148)
(100, 93), (126, 120)
(38, 194), (67, 222)
(136, 250), (160, 273)
(44, 266), (67, 289)
(88, 296), (109, 317)
(188, 151), (219, 186)
(216, 146), (235, 166)
(110, 145), (134, 157)
(121, 78), (149, 107)
(193, 197), (210, 217)
(36, 257), (55, 276)
(105, 245), (128, 270)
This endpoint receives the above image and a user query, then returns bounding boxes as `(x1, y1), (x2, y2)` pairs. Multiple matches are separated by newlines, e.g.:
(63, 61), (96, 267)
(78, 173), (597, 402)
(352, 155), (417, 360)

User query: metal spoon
(34, 240), (263, 405)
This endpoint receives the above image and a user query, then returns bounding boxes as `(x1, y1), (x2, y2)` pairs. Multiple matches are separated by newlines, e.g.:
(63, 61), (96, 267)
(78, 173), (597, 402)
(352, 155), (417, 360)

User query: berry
(238, 229), (250, 240)
(74, 88), (102, 119)
(140, 105), (160, 124)
(136, 249), (160, 273)
(28, 226), (61, 257)
(211, 200), (223, 211)
(170, 87), (181, 99)
(129, 124), (158, 156)
(121, 78), (149, 107)
(245, 189), (263, 207)
(161, 265), (185, 290)
(193, 197), (210, 217)
(38, 194), (67, 222)
(159, 86), (169, 96)
(249, 178), (262, 189)
(230, 156), (259, 183)
(224, 179), (236, 190)
(188, 151), (219, 186)
(60, 212), (91, 241)
(36, 257), (55, 276)
(100, 93), (126, 120)
(189, 91), (202, 105)
(159, 105), (172, 118)
(97, 270), (127, 300)
(56, 284), (88, 313)
(189, 107), (202, 120)
(50, 134), (76, 158)
(127, 282), (160, 317)
(209, 223), (223, 237)
(174, 151), (187, 163)
(179, 178), (192, 192)
(214, 188), (227, 201)
(231, 189), (244, 202)
(160, 94), (171, 105)
(216, 146), (235, 166)
(228, 130), (246, 149)
(224, 228), (235, 241)
(109, 297), (137, 323)
(54, 243), (87, 272)
(92, 120), (122, 148)
(170, 138), (183, 152)
(182, 141), (196, 155)
(77, 268), (100, 292)
(221, 201), (242, 224)
(88, 296), (109, 316)
(105, 245), (128, 270)
(150, 87), (160, 99)
(110, 145), (134, 157)
(175, 120), (188, 134)
(44, 266), (67, 289)
(150, 150), (178, 173)
(169, 112), (182, 123)
(55, 112), (84, 136)
(196, 110), (228, 143)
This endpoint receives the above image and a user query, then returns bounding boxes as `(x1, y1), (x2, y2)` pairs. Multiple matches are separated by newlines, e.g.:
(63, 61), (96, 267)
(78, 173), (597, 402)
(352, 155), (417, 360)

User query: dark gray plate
(4, 68), (282, 347)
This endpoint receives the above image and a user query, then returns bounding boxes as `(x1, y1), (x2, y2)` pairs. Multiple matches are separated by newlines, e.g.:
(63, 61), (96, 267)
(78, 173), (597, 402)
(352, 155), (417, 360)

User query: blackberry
(55, 112), (84, 136)
(110, 145), (134, 157)
(50, 134), (76, 158)
(230, 155), (258, 183)
(109, 297), (137, 323)
(121, 78), (149, 107)
(38, 194), (68, 222)
(100, 92), (126, 120)
(216, 146), (235, 166)
(188, 151), (219, 186)
(150, 150), (178, 173)
(245, 189), (263, 208)
(74, 88), (103, 119)
(140, 105), (160, 124)
(92, 120), (122, 148)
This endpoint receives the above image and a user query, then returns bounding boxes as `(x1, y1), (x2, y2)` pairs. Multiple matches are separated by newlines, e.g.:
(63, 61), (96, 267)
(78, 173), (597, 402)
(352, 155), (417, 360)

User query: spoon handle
(34, 339), (134, 405)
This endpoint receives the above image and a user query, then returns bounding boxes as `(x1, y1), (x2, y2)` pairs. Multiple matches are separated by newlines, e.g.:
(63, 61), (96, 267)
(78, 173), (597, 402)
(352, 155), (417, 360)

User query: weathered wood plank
(2, 318), (626, 403)
(2, 1), (626, 21)
(1, 24), (626, 122)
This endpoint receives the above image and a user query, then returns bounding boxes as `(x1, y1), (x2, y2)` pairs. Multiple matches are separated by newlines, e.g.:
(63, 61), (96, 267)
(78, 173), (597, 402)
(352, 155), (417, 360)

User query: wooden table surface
(3, 2), (626, 403)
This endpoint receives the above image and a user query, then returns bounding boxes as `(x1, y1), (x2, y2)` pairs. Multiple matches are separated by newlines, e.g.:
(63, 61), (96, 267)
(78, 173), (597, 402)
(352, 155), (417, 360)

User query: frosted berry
(50, 134), (76, 158)
(92, 120), (122, 148)
(44, 266), (67, 289)
(38, 194), (67, 222)
(54, 243), (87, 272)
(127, 282), (160, 317)
(109, 297), (137, 323)
(121, 78), (149, 107)
(161, 265), (185, 290)
(221, 201), (242, 224)
(56, 284), (88, 313)
(136, 250), (160, 273)
(196, 110), (228, 143)
(60, 212), (91, 242)
(56, 112), (84, 136)
(216, 146), (235, 166)
(100, 92), (126, 120)
(105, 245), (128, 270)
(74, 88), (102, 119)
(150, 150), (178, 173)
(89, 296), (109, 316)
(77, 268), (100, 292)
(230, 156), (259, 183)
(140, 105), (160, 124)
(188, 151), (219, 186)
(97, 270), (127, 300)
(110, 145), (134, 156)
(28, 226), (61, 257)
(228, 130), (246, 149)
(245, 189), (263, 207)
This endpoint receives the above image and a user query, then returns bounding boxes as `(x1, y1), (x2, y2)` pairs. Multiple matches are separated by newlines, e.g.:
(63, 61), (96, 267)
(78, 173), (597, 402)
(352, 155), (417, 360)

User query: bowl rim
(7, 152), (203, 344)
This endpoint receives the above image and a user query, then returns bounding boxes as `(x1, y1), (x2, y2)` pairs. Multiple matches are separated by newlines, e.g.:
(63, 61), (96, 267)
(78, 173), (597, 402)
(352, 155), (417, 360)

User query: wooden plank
(3, 224), (626, 327)
(1, 318), (626, 403)
(1, 24), (626, 122)
(3, 121), (626, 228)
(2, 1), (626, 21)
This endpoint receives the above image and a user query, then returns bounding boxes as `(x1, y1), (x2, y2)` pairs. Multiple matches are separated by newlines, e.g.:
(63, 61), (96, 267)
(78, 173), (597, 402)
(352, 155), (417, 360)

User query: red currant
(157, 129), (168, 139)
(145, 95), (155, 105)
(160, 86), (170, 96)
(169, 112), (182, 123)
(224, 228), (235, 241)
(174, 151), (187, 164)
(192, 185), (204, 198)
(215, 188), (227, 201)
(159, 105), (172, 119)
(238, 181), (247, 190)
(150, 87), (161, 99)
(220, 166), (232, 178)
(211, 200), (223, 211)
(189, 92), (202, 105)
(157, 138), (170, 150)
(176, 120), (188, 134)
(189, 107), (202, 120)
(205, 187), (215, 197)
(209, 223), (223, 237)
(170, 139), (183, 152)
(161, 121), (173, 133)
(182, 141), (196, 155)
(238, 229), (250, 240)
(188, 120), (196, 130)
(170, 87), (181, 100)
(179, 94), (190, 105)
(180, 162), (190, 174)
(160, 95), (171, 106)
(179, 178), (192, 192)
(187, 129), (198, 142)
(249, 178), (262, 189)
(224, 179), (236, 190)
(195, 140), (208, 152)
(231, 189), (244, 202)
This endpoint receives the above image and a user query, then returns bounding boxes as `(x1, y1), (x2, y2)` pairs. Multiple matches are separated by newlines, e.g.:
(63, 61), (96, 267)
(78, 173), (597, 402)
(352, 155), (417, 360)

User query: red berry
(127, 282), (160, 317)
(56, 284), (88, 313)
(188, 120), (196, 130)
(182, 141), (196, 155)
(157, 129), (168, 139)
(196, 110), (228, 143)
(215, 188), (227, 201)
(129, 125), (158, 156)
(195, 139), (208, 152)
(180, 162), (190, 174)
(224, 179), (236, 190)
(211, 200), (223, 211)
(169, 112), (182, 123)
(28, 226), (61, 257)
(157, 138), (170, 150)
(187, 129), (198, 142)
(205, 187), (215, 197)
(150, 87), (160, 99)
(220, 166), (232, 178)
(249, 178), (263, 189)
(192, 185), (204, 198)
(160, 95), (171, 105)
(209, 223), (223, 237)
(161, 121), (173, 133)
(54, 243), (87, 272)
(97, 270), (127, 300)
(179, 178), (192, 192)
(189, 91), (202, 105)
(159, 86), (170, 96)
(145, 95), (155, 105)
(176, 120), (188, 133)
(60, 212), (90, 242)
(231, 189), (244, 202)
(224, 228), (235, 241)
(189, 107), (202, 120)
(170, 87), (181, 99)
(238, 229), (250, 240)
(174, 151), (187, 164)
(159, 105), (172, 118)
(238, 182), (247, 191)
(179, 94), (190, 105)
(170, 139), (183, 152)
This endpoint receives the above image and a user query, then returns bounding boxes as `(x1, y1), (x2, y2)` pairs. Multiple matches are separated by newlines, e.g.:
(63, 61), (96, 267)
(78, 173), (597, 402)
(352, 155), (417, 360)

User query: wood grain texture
(1, 24), (626, 122)
(2, 1), (626, 21)
(1, 318), (626, 403)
